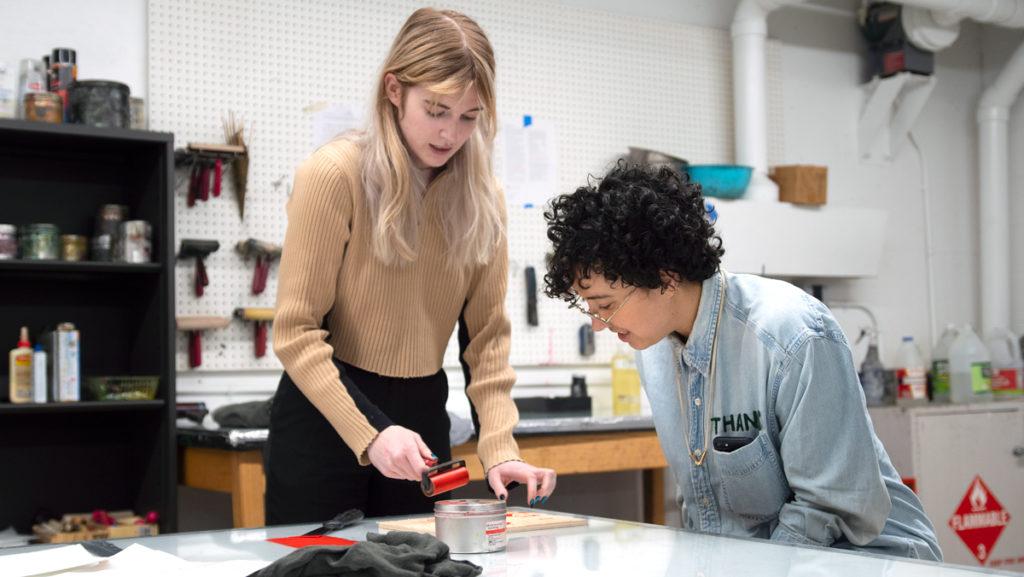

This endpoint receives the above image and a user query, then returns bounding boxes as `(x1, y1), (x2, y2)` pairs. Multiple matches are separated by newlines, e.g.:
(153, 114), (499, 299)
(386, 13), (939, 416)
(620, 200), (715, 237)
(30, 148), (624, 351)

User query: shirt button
(702, 498), (710, 507)
(694, 398), (702, 407)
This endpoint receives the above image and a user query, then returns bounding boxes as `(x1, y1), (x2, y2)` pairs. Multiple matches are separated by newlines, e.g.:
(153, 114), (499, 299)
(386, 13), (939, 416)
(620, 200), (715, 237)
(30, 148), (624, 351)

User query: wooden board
(377, 510), (587, 535)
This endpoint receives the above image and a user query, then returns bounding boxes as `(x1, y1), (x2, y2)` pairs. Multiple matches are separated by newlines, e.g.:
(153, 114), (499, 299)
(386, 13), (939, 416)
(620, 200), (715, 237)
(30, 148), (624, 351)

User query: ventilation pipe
(731, 0), (809, 202)
(977, 40), (1024, 335)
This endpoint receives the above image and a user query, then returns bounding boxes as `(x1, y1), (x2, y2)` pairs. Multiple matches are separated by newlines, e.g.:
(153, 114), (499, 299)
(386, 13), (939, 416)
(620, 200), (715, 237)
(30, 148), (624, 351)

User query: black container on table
(69, 80), (131, 128)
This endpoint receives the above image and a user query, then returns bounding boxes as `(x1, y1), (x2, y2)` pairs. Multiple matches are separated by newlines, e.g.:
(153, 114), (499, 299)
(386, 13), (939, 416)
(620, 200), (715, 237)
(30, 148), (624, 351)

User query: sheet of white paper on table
(0, 544), (101, 577)
(50, 544), (269, 576)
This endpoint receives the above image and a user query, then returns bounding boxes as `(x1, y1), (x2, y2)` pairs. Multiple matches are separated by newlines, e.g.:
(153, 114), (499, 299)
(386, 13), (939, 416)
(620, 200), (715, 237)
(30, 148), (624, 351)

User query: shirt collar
(668, 270), (725, 376)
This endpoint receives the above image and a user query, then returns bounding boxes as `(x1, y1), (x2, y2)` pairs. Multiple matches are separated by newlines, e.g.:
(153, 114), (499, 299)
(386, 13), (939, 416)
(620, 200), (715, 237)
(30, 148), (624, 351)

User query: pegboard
(149, 0), (784, 372)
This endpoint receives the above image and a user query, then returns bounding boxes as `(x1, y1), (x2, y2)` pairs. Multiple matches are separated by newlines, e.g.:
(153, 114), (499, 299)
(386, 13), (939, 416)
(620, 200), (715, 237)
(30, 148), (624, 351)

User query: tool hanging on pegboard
(174, 142), (245, 208)
(176, 316), (231, 368)
(223, 111), (250, 219)
(236, 239), (282, 295)
(178, 239), (220, 297)
(234, 307), (275, 358)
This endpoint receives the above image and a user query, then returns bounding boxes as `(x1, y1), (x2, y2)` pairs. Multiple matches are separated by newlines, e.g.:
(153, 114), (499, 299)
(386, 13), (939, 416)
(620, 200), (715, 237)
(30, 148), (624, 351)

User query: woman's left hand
(486, 460), (556, 506)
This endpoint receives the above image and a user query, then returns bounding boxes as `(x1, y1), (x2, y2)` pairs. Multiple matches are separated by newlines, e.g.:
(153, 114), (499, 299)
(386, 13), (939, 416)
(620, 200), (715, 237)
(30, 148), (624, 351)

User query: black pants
(265, 359), (452, 525)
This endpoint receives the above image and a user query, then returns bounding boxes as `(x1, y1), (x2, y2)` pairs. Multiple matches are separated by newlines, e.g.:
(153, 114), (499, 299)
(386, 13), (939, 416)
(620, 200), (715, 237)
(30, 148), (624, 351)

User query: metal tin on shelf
(69, 80), (130, 128)
(20, 223), (60, 259)
(0, 224), (17, 259)
(117, 220), (151, 263)
(94, 204), (128, 262)
(434, 499), (507, 553)
(23, 92), (63, 123)
(60, 234), (88, 261)
(91, 234), (112, 262)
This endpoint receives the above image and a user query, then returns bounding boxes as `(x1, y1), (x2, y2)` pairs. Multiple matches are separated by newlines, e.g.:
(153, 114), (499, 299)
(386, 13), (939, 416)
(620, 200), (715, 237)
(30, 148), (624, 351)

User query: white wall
(0, 1), (1018, 371)
(0, 0), (147, 99)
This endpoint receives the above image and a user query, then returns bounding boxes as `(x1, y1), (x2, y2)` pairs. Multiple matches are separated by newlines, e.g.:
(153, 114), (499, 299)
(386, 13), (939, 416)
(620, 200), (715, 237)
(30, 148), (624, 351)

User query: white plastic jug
(931, 324), (958, 403)
(986, 328), (1023, 399)
(949, 324), (992, 404)
(896, 336), (928, 405)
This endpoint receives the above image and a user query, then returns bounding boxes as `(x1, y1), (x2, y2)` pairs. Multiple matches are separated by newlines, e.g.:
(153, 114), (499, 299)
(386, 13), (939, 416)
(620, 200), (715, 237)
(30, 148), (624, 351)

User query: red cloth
(268, 535), (357, 549)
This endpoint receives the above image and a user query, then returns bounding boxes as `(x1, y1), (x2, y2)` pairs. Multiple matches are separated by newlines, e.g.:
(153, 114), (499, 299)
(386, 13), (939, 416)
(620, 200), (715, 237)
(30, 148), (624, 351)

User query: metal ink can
(0, 224), (17, 259)
(61, 234), (88, 261)
(69, 80), (130, 128)
(117, 220), (151, 263)
(93, 204), (128, 262)
(434, 499), (507, 553)
(23, 92), (62, 123)
(20, 223), (59, 259)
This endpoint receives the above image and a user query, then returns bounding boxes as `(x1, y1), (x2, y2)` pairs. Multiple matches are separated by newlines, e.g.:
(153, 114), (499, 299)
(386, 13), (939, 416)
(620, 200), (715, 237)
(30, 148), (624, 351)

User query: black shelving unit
(0, 118), (176, 533)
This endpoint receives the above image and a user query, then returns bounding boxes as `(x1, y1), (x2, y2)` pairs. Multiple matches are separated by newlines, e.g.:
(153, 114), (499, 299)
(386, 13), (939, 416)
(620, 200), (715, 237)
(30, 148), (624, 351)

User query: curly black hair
(544, 161), (724, 301)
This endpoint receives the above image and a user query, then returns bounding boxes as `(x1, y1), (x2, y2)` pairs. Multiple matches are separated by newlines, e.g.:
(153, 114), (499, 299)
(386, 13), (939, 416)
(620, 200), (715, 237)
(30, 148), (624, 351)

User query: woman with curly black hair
(544, 162), (940, 560)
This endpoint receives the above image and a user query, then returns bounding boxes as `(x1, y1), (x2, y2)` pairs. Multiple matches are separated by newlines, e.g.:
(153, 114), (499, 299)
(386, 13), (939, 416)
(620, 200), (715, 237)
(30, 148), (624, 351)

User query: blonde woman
(267, 8), (556, 523)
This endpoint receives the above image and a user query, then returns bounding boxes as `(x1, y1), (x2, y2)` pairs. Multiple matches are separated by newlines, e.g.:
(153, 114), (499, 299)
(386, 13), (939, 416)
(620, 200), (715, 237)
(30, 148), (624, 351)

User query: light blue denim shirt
(636, 271), (941, 560)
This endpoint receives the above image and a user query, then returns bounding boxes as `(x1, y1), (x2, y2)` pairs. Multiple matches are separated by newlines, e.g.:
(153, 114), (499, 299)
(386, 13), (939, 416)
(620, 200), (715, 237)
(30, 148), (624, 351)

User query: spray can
(859, 331), (887, 406)
(48, 48), (77, 122)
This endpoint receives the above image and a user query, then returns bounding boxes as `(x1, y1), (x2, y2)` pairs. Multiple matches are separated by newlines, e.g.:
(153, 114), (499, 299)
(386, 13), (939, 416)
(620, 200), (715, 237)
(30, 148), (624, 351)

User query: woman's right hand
(367, 425), (436, 481)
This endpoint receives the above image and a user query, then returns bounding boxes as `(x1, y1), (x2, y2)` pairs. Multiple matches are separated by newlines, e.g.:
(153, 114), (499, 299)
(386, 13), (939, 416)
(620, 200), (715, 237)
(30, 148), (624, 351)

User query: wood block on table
(377, 510), (587, 535)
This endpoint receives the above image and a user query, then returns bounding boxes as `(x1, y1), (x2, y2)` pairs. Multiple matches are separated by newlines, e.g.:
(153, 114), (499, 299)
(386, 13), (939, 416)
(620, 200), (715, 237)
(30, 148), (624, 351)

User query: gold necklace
(675, 273), (726, 467)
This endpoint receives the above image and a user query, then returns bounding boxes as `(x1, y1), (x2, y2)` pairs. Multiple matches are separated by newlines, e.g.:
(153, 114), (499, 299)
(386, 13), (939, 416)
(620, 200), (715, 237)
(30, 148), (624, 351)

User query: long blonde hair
(361, 8), (503, 267)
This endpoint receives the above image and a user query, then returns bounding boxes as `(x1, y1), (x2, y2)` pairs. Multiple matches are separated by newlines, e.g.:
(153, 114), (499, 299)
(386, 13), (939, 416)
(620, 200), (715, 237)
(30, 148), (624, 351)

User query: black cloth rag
(250, 531), (483, 577)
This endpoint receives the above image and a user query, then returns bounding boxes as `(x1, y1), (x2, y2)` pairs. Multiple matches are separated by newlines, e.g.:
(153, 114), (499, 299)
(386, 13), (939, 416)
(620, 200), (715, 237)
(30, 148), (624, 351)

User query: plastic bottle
(32, 344), (48, 403)
(895, 336), (928, 405)
(949, 324), (993, 404)
(859, 332), (887, 406)
(611, 347), (641, 416)
(0, 61), (16, 119)
(931, 324), (958, 403)
(986, 328), (1023, 400)
(16, 58), (46, 119)
(8, 326), (33, 404)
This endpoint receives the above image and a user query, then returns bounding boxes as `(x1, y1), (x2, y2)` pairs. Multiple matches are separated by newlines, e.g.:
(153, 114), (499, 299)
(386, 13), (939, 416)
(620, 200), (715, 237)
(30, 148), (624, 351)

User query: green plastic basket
(85, 376), (160, 401)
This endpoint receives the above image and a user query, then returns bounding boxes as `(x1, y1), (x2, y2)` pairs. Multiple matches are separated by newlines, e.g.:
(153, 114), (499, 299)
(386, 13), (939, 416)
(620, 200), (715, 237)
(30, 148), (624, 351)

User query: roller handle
(189, 330), (202, 368)
(255, 321), (267, 358)
(194, 258), (210, 297)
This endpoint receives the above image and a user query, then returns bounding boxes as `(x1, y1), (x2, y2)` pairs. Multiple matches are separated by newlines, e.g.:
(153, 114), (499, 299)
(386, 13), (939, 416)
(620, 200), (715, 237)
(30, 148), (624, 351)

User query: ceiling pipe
(978, 40), (1024, 335)
(731, 0), (810, 202)
(898, 0), (1024, 27)
(899, 0), (1024, 50)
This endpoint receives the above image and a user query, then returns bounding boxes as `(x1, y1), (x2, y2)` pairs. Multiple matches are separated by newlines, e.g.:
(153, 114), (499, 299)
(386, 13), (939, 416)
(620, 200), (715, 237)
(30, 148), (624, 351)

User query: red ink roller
(422, 460), (470, 497)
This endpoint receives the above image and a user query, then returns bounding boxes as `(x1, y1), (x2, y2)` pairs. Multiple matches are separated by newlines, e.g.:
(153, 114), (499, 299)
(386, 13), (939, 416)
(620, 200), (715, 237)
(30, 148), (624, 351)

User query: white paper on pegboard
(149, 0), (783, 372)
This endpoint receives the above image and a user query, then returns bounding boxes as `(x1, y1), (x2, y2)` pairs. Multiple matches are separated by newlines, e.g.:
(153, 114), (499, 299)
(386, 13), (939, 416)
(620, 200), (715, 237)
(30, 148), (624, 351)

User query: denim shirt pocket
(716, 431), (789, 523)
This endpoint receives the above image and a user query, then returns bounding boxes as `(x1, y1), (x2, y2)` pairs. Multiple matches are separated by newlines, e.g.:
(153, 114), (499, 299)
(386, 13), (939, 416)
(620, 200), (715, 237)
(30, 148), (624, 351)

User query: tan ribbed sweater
(273, 138), (521, 472)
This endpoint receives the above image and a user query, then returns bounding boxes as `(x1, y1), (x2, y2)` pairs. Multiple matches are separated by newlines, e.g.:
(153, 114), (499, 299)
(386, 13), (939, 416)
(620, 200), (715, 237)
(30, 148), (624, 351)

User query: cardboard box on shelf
(770, 165), (827, 205)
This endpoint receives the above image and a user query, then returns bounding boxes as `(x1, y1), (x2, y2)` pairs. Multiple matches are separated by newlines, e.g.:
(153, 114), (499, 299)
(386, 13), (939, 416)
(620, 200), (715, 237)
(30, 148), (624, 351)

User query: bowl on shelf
(85, 376), (160, 401)
(624, 147), (689, 174)
(686, 165), (753, 199)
